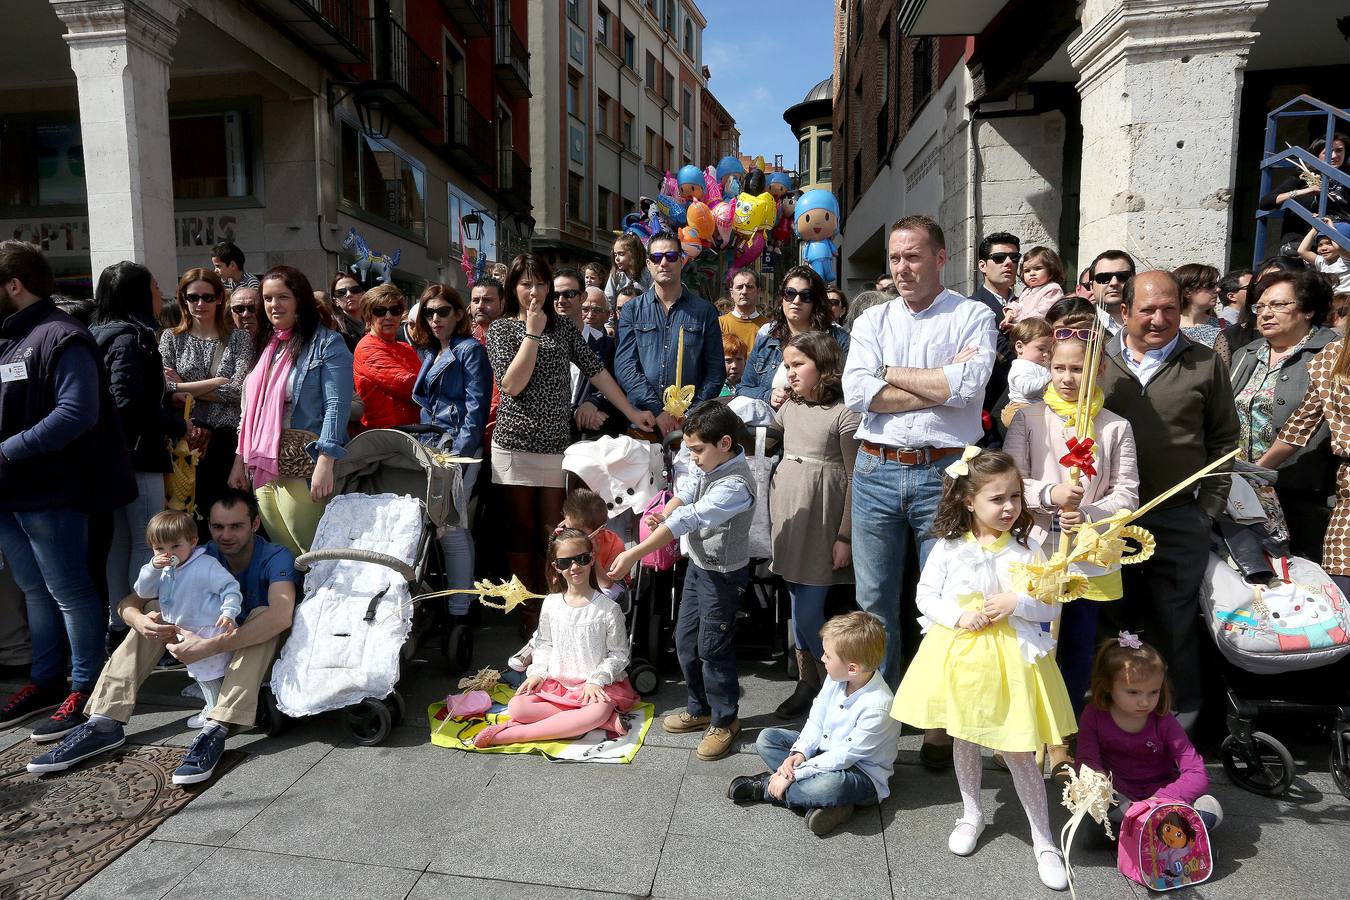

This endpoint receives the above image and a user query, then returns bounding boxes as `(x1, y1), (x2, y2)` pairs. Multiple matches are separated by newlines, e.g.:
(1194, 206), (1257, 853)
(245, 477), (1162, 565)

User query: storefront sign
(0, 211), (263, 258)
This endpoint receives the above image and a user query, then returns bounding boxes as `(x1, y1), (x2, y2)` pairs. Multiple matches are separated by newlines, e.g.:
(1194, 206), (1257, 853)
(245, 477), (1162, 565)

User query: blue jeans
(0, 506), (106, 691)
(675, 563), (747, 727)
(850, 451), (945, 688)
(440, 460), (480, 616)
(105, 472), (165, 623)
(756, 727), (878, 811)
(788, 582), (830, 659)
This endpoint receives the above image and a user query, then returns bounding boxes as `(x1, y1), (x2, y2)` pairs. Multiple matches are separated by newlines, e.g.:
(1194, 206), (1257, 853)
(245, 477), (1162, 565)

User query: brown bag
(278, 428), (319, 480)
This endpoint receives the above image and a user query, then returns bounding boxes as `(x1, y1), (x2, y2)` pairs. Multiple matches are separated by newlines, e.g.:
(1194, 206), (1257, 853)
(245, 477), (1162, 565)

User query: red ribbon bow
(1059, 437), (1097, 478)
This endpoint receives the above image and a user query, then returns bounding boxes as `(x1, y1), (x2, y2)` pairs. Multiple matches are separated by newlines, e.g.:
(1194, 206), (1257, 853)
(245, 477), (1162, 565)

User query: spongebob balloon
(795, 188), (840, 283)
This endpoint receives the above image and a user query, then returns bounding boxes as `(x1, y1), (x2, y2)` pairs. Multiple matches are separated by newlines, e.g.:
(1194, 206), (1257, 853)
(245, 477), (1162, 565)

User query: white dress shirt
(1119, 332), (1181, 387)
(790, 670), (903, 800)
(843, 288), (997, 448)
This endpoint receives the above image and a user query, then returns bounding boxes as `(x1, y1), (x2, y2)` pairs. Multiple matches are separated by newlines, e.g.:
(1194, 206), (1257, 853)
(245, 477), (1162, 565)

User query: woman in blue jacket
(736, 265), (850, 407)
(229, 266), (353, 556)
(409, 284), (492, 628)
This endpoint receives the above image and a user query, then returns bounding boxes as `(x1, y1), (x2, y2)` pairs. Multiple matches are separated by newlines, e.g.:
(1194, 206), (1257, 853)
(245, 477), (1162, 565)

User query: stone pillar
(50, 0), (190, 286)
(1069, 0), (1267, 269)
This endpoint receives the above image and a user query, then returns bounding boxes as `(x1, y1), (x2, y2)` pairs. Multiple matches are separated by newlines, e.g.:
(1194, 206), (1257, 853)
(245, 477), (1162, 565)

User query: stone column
(50, 0), (191, 286)
(1069, 0), (1267, 270)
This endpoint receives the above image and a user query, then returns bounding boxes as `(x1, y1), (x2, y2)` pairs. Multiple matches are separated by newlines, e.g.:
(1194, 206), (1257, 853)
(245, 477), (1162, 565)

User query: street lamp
(514, 212), (535, 244)
(461, 210), (484, 242)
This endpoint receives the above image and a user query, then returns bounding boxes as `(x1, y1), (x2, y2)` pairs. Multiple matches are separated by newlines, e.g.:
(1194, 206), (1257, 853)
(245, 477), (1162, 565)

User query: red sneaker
(0, 684), (62, 729)
(30, 691), (91, 743)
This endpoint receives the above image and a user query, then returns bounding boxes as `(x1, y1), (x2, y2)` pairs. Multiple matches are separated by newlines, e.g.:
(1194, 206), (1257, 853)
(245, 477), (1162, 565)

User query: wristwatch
(874, 363), (886, 381)
(167, 381), (178, 392)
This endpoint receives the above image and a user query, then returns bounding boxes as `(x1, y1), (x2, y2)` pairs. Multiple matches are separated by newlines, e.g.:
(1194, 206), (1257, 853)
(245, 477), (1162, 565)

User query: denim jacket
(289, 326), (353, 460)
(412, 335), (492, 457)
(614, 287), (725, 414)
(736, 323), (851, 401)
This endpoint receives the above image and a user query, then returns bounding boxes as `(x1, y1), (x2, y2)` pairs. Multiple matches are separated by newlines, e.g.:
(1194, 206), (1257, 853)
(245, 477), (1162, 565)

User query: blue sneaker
(173, 726), (226, 785)
(27, 720), (126, 774)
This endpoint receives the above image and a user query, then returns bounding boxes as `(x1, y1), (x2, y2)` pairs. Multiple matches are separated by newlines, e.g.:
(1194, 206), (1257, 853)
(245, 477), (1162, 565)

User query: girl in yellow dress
(890, 448), (1075, 891)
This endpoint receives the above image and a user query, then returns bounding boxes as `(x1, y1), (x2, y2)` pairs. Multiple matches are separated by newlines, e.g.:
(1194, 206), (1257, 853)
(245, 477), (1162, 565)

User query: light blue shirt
(790, 670), (902, 801)
(1119, 332), (1181, 387)
(664, 449), (754, 539)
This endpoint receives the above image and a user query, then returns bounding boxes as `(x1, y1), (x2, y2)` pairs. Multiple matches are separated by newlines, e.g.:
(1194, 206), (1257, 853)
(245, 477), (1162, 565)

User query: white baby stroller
(258, 429), (461, 746)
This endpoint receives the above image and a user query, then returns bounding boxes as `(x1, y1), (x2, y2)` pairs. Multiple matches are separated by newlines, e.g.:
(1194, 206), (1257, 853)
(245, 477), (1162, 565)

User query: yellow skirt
(891, 604), (1078, 753)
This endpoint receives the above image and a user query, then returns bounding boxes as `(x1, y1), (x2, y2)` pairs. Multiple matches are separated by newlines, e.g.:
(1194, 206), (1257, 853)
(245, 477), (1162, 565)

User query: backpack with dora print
(1118, 798), (1212, 891)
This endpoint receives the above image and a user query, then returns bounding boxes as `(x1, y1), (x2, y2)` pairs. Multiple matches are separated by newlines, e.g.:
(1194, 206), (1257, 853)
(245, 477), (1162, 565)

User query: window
(567, 172), (586, 223)
(646, 0), (657, 15)
(340, 121), (427, 239)
(567, 71), (583, 119)
(818, 135), (832, 182)
(597, 5), (610, 47)
(664, 140), (674, 172)
(663, 0), (674, 33)
(799, 137), (810, 181)
(645, 127), (658, 166)
(645, 51), (657, 89)
(597, 91), (612, 138)
(683, 20), (694, 57)
(597, 186), (613, 232)
(448, 184), (497, 264)
(681, 88), (693, 127)
(566, 0), (581, 25)
(622, 109), (635, 149)
(623, 30), (636, 68)
(663, 72), (674, 104)
(443, 38), (464, 142)
(911, 38), (934, 111)
(170, 111), (254, 201)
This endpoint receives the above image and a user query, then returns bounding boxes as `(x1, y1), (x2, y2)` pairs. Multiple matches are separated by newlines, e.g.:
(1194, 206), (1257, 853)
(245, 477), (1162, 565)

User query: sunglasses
(552, 552), (593, 570)
(425, 306), (456, 319)
(1092, 271), (1133, 285)
(555, 288), (582, 299)
(185, 293), (218, 304)
(333, 286), (366, 298)
(782, 287), (814, 303)
(987, 251), (1022, 264)
(231, 304), (257, 315)
(1053, 327), (1095, 342)
(371, 305), (405, 318)
(648, 251), (683, 264)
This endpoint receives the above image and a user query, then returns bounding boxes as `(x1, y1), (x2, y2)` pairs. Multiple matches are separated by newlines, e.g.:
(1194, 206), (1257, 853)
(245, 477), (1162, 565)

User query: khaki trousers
(86, 600), (282, 728)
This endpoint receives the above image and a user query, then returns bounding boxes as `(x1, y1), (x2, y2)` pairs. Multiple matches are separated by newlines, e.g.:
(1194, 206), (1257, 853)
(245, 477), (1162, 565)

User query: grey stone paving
(4, 620), (1347, 900)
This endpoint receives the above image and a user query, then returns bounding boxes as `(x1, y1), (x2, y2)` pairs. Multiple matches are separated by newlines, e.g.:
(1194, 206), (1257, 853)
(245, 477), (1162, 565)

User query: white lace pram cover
(271, 493), (424, 717)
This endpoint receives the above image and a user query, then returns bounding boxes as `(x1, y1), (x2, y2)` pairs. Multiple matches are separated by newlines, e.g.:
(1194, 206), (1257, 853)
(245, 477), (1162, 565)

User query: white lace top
(525, 591), (630, 685)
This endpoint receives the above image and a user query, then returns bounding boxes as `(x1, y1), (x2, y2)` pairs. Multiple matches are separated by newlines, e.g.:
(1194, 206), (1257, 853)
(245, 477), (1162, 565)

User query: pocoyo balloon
(677, 165), (705, 201)
(766, 171), (793, 200)
(795, 188), (840, 283)
(716, 155), (745, 199)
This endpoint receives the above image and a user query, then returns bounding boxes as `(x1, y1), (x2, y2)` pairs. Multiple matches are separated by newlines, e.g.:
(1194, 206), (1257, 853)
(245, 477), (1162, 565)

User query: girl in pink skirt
(474, 527), (639, 746)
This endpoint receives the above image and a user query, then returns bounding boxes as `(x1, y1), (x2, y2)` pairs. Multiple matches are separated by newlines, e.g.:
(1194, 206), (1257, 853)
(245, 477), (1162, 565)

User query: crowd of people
(1, 191), (1348, 888)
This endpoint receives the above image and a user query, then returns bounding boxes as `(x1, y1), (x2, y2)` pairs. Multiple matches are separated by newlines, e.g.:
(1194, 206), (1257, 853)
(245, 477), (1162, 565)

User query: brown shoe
(696, 720), (740, 761)
(1048, 743), (1075, 782)
(662, 710), (712, 734)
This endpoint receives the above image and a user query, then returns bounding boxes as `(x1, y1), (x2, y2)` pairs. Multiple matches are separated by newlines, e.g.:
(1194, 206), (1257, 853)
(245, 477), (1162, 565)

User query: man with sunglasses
(1088, 249), (1136, 336)
(615, 232), (725, 438)
(969, 233), (1021, 443)
(1099, 270), (1239, 731)
(555, 267), (618, 437)
(228, 286), (261, 338)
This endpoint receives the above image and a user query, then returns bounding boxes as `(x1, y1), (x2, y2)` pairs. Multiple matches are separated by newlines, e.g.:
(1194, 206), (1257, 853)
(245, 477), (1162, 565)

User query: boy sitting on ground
(728, 612), (902, 836)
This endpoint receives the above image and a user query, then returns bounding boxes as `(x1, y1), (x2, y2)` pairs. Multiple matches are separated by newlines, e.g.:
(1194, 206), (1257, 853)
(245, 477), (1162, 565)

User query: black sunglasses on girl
(1053, 327), (1094, 342)
(552, 552), (593, 570)
(425, 306), (456, 319)
(334, 286), (366, 298)
(371, 305), (404, 318)
(185, 293), (218, 304)
(782, 287), (814, 303)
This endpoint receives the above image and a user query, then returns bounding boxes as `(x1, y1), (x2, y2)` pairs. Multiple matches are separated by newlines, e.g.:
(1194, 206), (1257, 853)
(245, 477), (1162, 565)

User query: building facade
(1, 0), (533, 297)
(784, 76), (833, 195)
(526, 0), (734, 269)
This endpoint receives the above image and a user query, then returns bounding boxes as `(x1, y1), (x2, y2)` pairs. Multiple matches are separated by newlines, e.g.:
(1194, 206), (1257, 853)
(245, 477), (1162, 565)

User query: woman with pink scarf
(228, 266), (353, 555)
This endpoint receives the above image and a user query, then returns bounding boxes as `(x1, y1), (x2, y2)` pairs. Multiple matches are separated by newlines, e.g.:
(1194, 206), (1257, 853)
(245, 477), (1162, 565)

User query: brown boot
(774, 649), (821, 719)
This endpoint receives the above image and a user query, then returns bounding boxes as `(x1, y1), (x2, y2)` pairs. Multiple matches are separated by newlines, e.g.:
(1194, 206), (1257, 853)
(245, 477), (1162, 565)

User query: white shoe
(1193, 794), (1223, 830)
(1037, 849), (1069, 891)
(948, 818), (985, 856)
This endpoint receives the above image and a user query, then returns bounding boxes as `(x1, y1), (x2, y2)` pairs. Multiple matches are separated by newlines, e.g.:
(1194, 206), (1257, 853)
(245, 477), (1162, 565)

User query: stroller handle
(294, 548), (417, 583)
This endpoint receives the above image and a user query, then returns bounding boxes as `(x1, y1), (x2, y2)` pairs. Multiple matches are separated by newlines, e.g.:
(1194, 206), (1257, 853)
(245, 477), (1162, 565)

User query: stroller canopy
(333, 429), (458, 532)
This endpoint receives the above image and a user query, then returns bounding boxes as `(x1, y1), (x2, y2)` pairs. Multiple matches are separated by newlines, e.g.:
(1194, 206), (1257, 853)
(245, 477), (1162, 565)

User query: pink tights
(477, 695), (616, 746)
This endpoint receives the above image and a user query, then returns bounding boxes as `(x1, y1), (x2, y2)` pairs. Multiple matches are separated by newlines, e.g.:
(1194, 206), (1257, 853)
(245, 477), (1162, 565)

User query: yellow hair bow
(944, 445), (982, 479)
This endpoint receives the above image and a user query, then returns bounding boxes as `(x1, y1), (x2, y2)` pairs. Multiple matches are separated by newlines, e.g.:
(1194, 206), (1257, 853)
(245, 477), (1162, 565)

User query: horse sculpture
(342, 227), (401, 284)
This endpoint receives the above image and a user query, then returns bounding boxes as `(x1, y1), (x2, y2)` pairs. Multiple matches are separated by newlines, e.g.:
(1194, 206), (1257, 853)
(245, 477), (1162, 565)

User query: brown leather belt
(860, 442), (964, 466)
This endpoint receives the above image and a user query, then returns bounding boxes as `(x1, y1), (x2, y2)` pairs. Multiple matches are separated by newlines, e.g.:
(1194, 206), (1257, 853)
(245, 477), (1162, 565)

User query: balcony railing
(440, 0), (488, 37)
(252, 0), (367, 63)
(365, 7), (441, 131)
(493, 23), (531, 99)
(446, 93), (495, 174)
(498, 147), (531, 211)
(1255, 94), (1350, 264)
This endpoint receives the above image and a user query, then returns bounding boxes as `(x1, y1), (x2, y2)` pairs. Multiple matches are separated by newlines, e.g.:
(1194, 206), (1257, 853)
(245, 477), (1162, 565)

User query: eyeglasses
(648, 251), (683, 264)
(425, 306), (455, 319)
(1252, 300), (1298, 315)
(185, 293), (218, 304)
(1053, 327), (1095, 342)
(581, 305), (607, 315)
(371, 305), (405, 318)
(782, 287), (814, 304)
(1093, 271), (1133, 285)
(987, 251), (1022, 264)
(555, 288), (582, 299)
(333, 286), (366, 299)
(552, 552), (593, 570)
(231, 305), (257, 315)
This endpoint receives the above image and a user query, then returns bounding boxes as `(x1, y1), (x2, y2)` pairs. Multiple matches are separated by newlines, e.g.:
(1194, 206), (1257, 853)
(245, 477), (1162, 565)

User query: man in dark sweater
(1100, 270), (1239, 729)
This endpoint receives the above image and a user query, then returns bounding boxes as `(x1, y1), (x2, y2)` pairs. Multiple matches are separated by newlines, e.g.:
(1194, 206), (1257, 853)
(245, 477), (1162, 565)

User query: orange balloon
(686, 200), (714, 236)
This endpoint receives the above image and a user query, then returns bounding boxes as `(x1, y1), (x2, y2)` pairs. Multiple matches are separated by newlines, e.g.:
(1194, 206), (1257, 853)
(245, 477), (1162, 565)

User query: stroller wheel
(386, 690), (406, 727)
(256, 685), (287, 738)
(444, 622), (474, 674)
(630, 662), (659, 696)
(342, 698), (393, 746)
(1332, 731), (1350, 799)
(1221, 731), (1295, 796)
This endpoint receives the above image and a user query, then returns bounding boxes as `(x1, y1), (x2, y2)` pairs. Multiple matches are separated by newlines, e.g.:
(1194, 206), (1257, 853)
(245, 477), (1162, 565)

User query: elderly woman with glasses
(352, 284), (422, 430)
(1231, 269), (1337, 560)
(735, 265), (850, 408)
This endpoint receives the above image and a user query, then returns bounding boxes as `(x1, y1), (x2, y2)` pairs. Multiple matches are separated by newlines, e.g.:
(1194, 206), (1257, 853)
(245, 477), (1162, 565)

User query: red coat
(353, 333), (421, 429)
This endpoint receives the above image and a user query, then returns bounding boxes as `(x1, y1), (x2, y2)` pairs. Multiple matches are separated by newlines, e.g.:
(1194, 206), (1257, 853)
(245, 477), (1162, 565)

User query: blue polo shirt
(205, 535), (300, 625)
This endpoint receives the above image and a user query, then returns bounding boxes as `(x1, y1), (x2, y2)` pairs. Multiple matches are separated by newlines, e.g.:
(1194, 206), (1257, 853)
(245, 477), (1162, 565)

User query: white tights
(953, 738), (1057, 855)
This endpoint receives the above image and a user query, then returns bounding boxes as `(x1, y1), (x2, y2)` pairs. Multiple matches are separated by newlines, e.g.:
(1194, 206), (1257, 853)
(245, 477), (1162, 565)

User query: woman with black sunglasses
(352, 284), (422, 430)
(328, 273), (368, 351)
(736, 265), (850, 407)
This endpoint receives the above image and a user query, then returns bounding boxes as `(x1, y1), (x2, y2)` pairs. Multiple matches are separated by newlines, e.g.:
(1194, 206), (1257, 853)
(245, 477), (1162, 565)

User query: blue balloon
(716, 155), (745, 183)
(677, 164), (703, 188)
